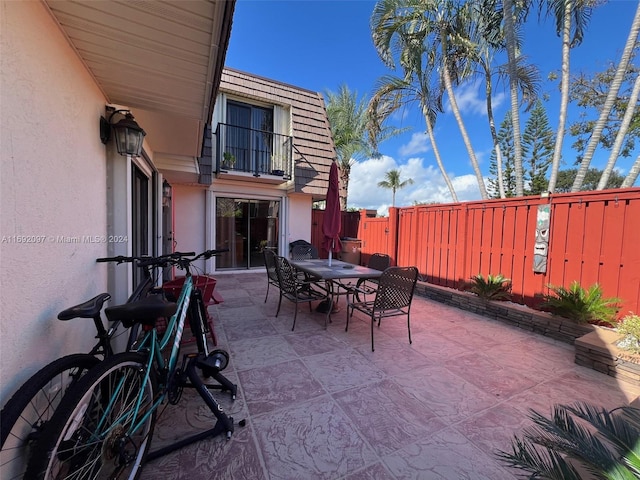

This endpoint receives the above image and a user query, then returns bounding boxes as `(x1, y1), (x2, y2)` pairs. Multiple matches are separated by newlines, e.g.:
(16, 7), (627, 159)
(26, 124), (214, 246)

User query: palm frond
(496, 436), (583, 480)
(496, 403), (640, 479)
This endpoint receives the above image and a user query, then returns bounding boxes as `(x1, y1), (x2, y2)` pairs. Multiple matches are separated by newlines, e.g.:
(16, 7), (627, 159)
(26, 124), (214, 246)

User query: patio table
(289, 259), (383, 316)
(289, 258), (383, 281)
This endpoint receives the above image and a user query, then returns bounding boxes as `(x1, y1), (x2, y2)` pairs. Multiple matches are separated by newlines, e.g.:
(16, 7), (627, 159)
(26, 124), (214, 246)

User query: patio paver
(140, 272), (640, 480)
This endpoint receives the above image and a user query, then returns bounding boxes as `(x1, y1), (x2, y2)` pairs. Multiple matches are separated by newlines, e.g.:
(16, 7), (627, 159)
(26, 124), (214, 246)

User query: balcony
(215, 123), (292, 182)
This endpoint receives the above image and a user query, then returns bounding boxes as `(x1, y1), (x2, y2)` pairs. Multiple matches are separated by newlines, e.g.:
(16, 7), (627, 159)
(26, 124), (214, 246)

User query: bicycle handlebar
(97, 251), (196, 266)
(192, 248), (230, 261)
(96, 255), (136, 264)
(135, 249), (227, 269)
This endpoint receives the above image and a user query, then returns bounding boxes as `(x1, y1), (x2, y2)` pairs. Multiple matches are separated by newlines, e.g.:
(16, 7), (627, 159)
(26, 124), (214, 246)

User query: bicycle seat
(58, 293), (112, 320)
(105, 295), (177, 328)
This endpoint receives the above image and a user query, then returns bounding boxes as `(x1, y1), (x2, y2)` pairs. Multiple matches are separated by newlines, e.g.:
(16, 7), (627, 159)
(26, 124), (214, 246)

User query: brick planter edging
(575, 329), (640, 387)
(414, 282), (595, 345)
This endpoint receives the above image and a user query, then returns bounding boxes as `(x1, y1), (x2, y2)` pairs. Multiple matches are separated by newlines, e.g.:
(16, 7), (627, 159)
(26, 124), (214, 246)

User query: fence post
(389, 207), (399, 266)
(457, 202), (469, 288)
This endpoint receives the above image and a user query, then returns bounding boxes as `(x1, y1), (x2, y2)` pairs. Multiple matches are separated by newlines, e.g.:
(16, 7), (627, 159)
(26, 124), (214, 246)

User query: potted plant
(222, 152), (236, 169)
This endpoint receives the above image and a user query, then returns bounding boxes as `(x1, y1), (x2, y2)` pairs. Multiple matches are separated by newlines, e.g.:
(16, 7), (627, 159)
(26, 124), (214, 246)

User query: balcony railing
(215, 123), (293, 180)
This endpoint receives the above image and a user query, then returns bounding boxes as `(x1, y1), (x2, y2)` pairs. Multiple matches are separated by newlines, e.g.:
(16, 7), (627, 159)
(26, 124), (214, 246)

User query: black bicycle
(0, 252), (188, 480)
(25, 249), (239, 480)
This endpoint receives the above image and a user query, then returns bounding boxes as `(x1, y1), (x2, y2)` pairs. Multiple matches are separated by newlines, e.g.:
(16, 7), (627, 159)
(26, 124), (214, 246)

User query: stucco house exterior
(169, 67), (338, 271)
(1, 2), (338, 409)
(0, 1), (235, 406)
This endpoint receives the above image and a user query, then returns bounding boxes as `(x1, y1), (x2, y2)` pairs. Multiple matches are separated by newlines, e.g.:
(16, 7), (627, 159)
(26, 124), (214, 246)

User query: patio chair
(346, 266), (419, 352)
(352, 253), (391, 302)
(263, 248), (280, 303)
(290, 243), (319, 260)
(331, 253), (391, 307)
(274, 255), (329, 330)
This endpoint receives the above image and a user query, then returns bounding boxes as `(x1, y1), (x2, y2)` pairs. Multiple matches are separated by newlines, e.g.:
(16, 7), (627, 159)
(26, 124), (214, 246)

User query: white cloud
(347, 155), (484, 215)
(399, 132), (431, 157)
(444, 79), (506, 117)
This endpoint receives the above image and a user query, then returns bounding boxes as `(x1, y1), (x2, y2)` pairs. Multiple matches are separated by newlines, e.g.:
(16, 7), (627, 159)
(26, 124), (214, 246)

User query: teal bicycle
(25, 249), (239, 480)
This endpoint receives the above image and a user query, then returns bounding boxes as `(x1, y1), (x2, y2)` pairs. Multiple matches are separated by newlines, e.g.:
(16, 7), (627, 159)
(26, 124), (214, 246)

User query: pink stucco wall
(0, 2), (109, 402)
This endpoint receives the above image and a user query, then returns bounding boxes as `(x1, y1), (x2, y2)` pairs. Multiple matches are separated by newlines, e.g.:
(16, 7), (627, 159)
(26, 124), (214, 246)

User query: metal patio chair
(263, 248), (280, 303)
(346, 266), (419, 352)
(290, 243), (319, 260)
(274, 255), (329, 331)
(352, 253), (391, 302)
(331, 252), (391, 306)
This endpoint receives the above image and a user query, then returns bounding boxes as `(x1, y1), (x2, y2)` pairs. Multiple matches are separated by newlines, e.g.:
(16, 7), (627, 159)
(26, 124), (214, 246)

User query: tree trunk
(622, 153), (640, 187)
(572, 1), (640, 191)
(485, 66), (505, 198)
(440, 28), (488, 199)
(598, 71), (640, 190)
(502, 0), (524, 196)
(548, 0), (572, 194)
(425, 113), (459, 202)
(339, 163), (350, 210)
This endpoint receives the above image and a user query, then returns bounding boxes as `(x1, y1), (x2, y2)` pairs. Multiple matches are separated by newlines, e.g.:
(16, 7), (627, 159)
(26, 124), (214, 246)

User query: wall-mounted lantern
(100, 108), (146, 157)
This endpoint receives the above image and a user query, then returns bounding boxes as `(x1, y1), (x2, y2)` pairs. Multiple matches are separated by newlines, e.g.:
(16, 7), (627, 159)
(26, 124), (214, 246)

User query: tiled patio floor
(141, 272), (640, 480)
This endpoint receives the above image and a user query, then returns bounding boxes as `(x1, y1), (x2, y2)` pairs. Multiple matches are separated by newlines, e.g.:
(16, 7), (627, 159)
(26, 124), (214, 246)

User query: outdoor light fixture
(100, 108), (146, 157)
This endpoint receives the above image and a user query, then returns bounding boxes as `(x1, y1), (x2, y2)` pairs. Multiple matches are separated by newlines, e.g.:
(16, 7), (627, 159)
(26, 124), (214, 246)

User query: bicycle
(0, 252), (185, 480)
(25, 249), (239, 479)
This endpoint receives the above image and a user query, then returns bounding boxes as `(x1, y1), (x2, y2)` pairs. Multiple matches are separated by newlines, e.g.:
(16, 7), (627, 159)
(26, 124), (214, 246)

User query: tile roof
(220, 68), (338, 200)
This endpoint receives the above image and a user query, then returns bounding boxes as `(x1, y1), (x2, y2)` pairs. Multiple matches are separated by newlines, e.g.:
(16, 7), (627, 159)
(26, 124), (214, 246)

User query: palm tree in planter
(541, 281), (621, 326)
(466, 273), (512, 301)
(497, 402), (640, 479)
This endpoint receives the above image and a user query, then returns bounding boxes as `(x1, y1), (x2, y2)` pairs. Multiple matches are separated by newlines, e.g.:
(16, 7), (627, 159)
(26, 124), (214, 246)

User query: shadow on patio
(141, 272), (640, 480)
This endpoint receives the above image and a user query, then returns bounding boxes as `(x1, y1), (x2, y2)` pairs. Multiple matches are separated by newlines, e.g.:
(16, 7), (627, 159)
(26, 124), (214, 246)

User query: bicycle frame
(96, 273), (199, 441)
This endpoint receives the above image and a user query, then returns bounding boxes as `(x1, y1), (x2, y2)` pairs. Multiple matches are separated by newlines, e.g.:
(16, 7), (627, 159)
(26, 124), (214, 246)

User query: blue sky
(225, 0), (639, 212)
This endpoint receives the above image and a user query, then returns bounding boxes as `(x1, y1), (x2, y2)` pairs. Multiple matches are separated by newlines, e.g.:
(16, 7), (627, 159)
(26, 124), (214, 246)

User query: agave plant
(541, 281), (621, 325)
(497, 402), (640, 479)
(467, 273), (512, 301)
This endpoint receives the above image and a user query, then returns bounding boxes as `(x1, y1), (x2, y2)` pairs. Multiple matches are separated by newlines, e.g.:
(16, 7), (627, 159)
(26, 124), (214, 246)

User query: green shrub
(467, 273), (512, 301)
(617, 313), (640, 355)
(541, 281), (620, 325)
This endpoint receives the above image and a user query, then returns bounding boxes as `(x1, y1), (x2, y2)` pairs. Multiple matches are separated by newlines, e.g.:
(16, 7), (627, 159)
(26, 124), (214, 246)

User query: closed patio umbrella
(322, 161), (342, 266)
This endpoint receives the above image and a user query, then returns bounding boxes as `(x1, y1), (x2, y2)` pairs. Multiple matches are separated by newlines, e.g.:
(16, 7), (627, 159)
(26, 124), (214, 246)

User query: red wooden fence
(312, 188), (640, 316)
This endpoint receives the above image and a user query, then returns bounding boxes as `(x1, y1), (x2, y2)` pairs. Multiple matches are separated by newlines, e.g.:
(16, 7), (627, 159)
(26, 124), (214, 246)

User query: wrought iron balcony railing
(215, 123), (293, 180)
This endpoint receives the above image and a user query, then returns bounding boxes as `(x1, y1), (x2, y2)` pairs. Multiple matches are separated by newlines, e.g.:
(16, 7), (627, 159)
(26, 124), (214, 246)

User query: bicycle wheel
(0, 354), (100, 480)
(25, 352), (156, 480)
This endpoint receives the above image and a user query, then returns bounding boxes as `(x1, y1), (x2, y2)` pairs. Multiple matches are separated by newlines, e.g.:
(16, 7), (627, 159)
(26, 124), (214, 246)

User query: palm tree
(370, 74), (459, 202)
(545, 0), (594, 194)
(378, 169), (414, 207)
(497, 402), (640, 479)
(325, 85), (370, 210)
(326, 85), (406, 210)
(572, 1), (640, 191)
(371, 0), (488, 199)
(502, 0), (529, 196)
(598, 70), (640, 189)
(463, 0), (540, 198)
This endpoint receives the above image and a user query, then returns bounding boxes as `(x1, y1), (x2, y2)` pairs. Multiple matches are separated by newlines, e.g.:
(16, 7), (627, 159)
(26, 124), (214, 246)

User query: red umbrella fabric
(322, 161), (342, 257)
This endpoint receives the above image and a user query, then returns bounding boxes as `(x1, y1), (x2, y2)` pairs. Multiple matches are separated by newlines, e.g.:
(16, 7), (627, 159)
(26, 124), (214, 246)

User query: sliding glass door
(215, 197), (279, 270)
(226, 101), (274, 174)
